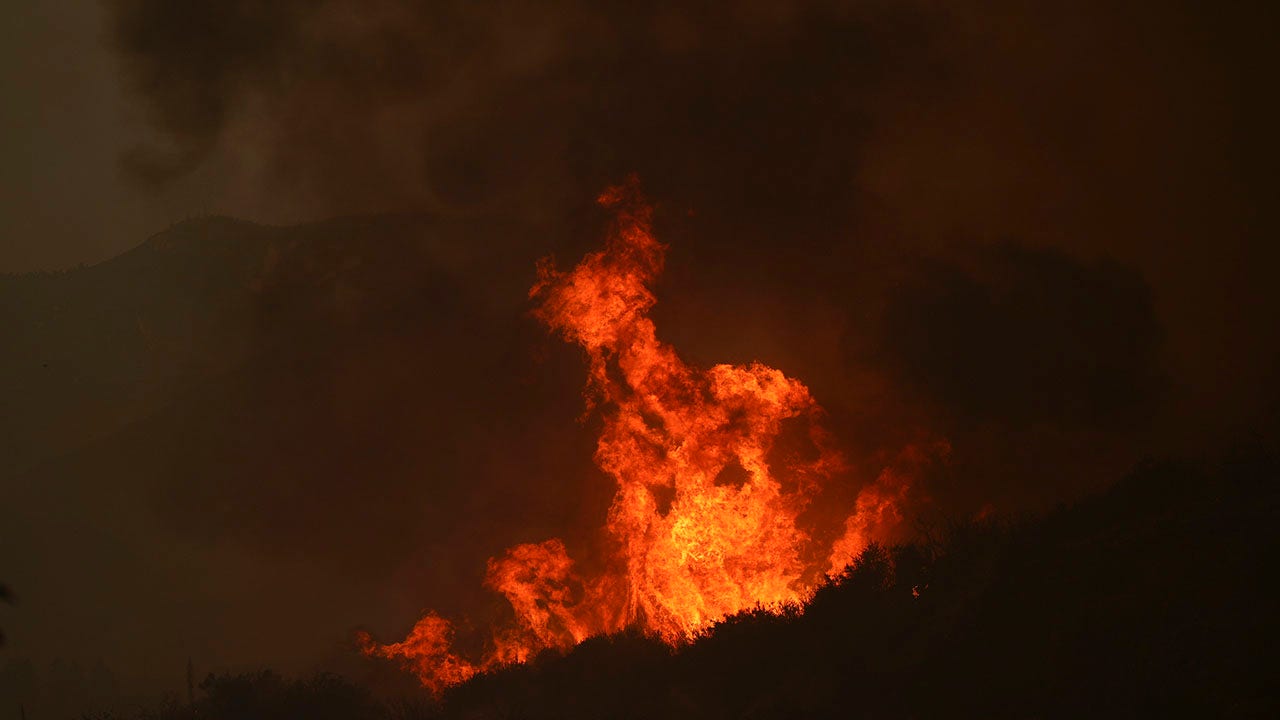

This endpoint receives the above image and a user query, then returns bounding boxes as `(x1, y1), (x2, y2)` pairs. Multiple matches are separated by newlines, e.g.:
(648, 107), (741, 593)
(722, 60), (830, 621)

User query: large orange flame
(360, 177), (920, 693)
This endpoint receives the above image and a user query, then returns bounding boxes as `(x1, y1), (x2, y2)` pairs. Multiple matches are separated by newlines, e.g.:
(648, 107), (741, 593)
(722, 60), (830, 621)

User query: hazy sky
(3, 1), (148, 271)
(2, 1), (317, 273)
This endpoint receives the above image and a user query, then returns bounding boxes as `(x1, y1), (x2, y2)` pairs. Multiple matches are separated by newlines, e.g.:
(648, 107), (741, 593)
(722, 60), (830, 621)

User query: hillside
(75, 447), (1279, 718)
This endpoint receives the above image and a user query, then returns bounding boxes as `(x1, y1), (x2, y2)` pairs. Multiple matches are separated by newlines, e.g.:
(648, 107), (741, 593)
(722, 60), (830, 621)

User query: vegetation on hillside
(77, 447), (1277, 719)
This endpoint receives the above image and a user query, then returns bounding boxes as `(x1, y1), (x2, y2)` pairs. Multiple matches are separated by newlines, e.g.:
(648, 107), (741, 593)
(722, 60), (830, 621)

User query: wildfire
(360, 177), (920, 693)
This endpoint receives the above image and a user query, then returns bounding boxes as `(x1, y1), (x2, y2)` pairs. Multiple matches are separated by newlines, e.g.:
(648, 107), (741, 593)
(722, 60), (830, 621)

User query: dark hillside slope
(87, 448), (1279, 719)
(428, 449), (1278, 718)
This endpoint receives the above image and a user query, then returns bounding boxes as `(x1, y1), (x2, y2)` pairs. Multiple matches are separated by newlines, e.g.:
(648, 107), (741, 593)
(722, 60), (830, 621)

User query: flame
(356, 614), (477, 690)
(362, 177), (919, 693)
(827, 441), (951, 575)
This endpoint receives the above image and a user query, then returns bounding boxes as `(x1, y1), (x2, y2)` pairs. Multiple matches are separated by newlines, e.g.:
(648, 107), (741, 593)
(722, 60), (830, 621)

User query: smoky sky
(102, 0), (1278, 413)
(108, 0), (924, 217)
(3, 0), (1279, 713)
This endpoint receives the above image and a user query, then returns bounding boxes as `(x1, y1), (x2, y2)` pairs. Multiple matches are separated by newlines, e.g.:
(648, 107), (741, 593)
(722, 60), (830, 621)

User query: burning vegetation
(359, 179), (924, 692)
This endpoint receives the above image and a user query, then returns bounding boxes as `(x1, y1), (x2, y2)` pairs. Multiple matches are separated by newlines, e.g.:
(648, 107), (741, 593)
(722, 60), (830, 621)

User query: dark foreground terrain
(79, 445), (1277, 719)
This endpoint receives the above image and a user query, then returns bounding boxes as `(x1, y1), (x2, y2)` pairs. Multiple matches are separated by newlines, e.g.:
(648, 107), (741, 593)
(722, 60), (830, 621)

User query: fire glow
(359, 178), (917, 692)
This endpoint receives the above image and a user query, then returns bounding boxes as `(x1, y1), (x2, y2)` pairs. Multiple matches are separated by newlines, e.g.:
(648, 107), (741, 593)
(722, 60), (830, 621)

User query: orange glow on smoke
(361, 177), (919, 693)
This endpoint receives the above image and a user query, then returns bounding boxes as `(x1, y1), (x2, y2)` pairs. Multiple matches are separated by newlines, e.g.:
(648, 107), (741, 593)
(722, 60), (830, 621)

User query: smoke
(107, 1), (938, 218)
(106, 0), (1277, 410)
(865, 244), (1165, 431)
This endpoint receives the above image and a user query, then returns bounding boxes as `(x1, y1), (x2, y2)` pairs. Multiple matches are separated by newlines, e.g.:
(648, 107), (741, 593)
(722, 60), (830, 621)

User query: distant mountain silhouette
(1, 210), (605, 554)
(3, 214), (422, 470)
